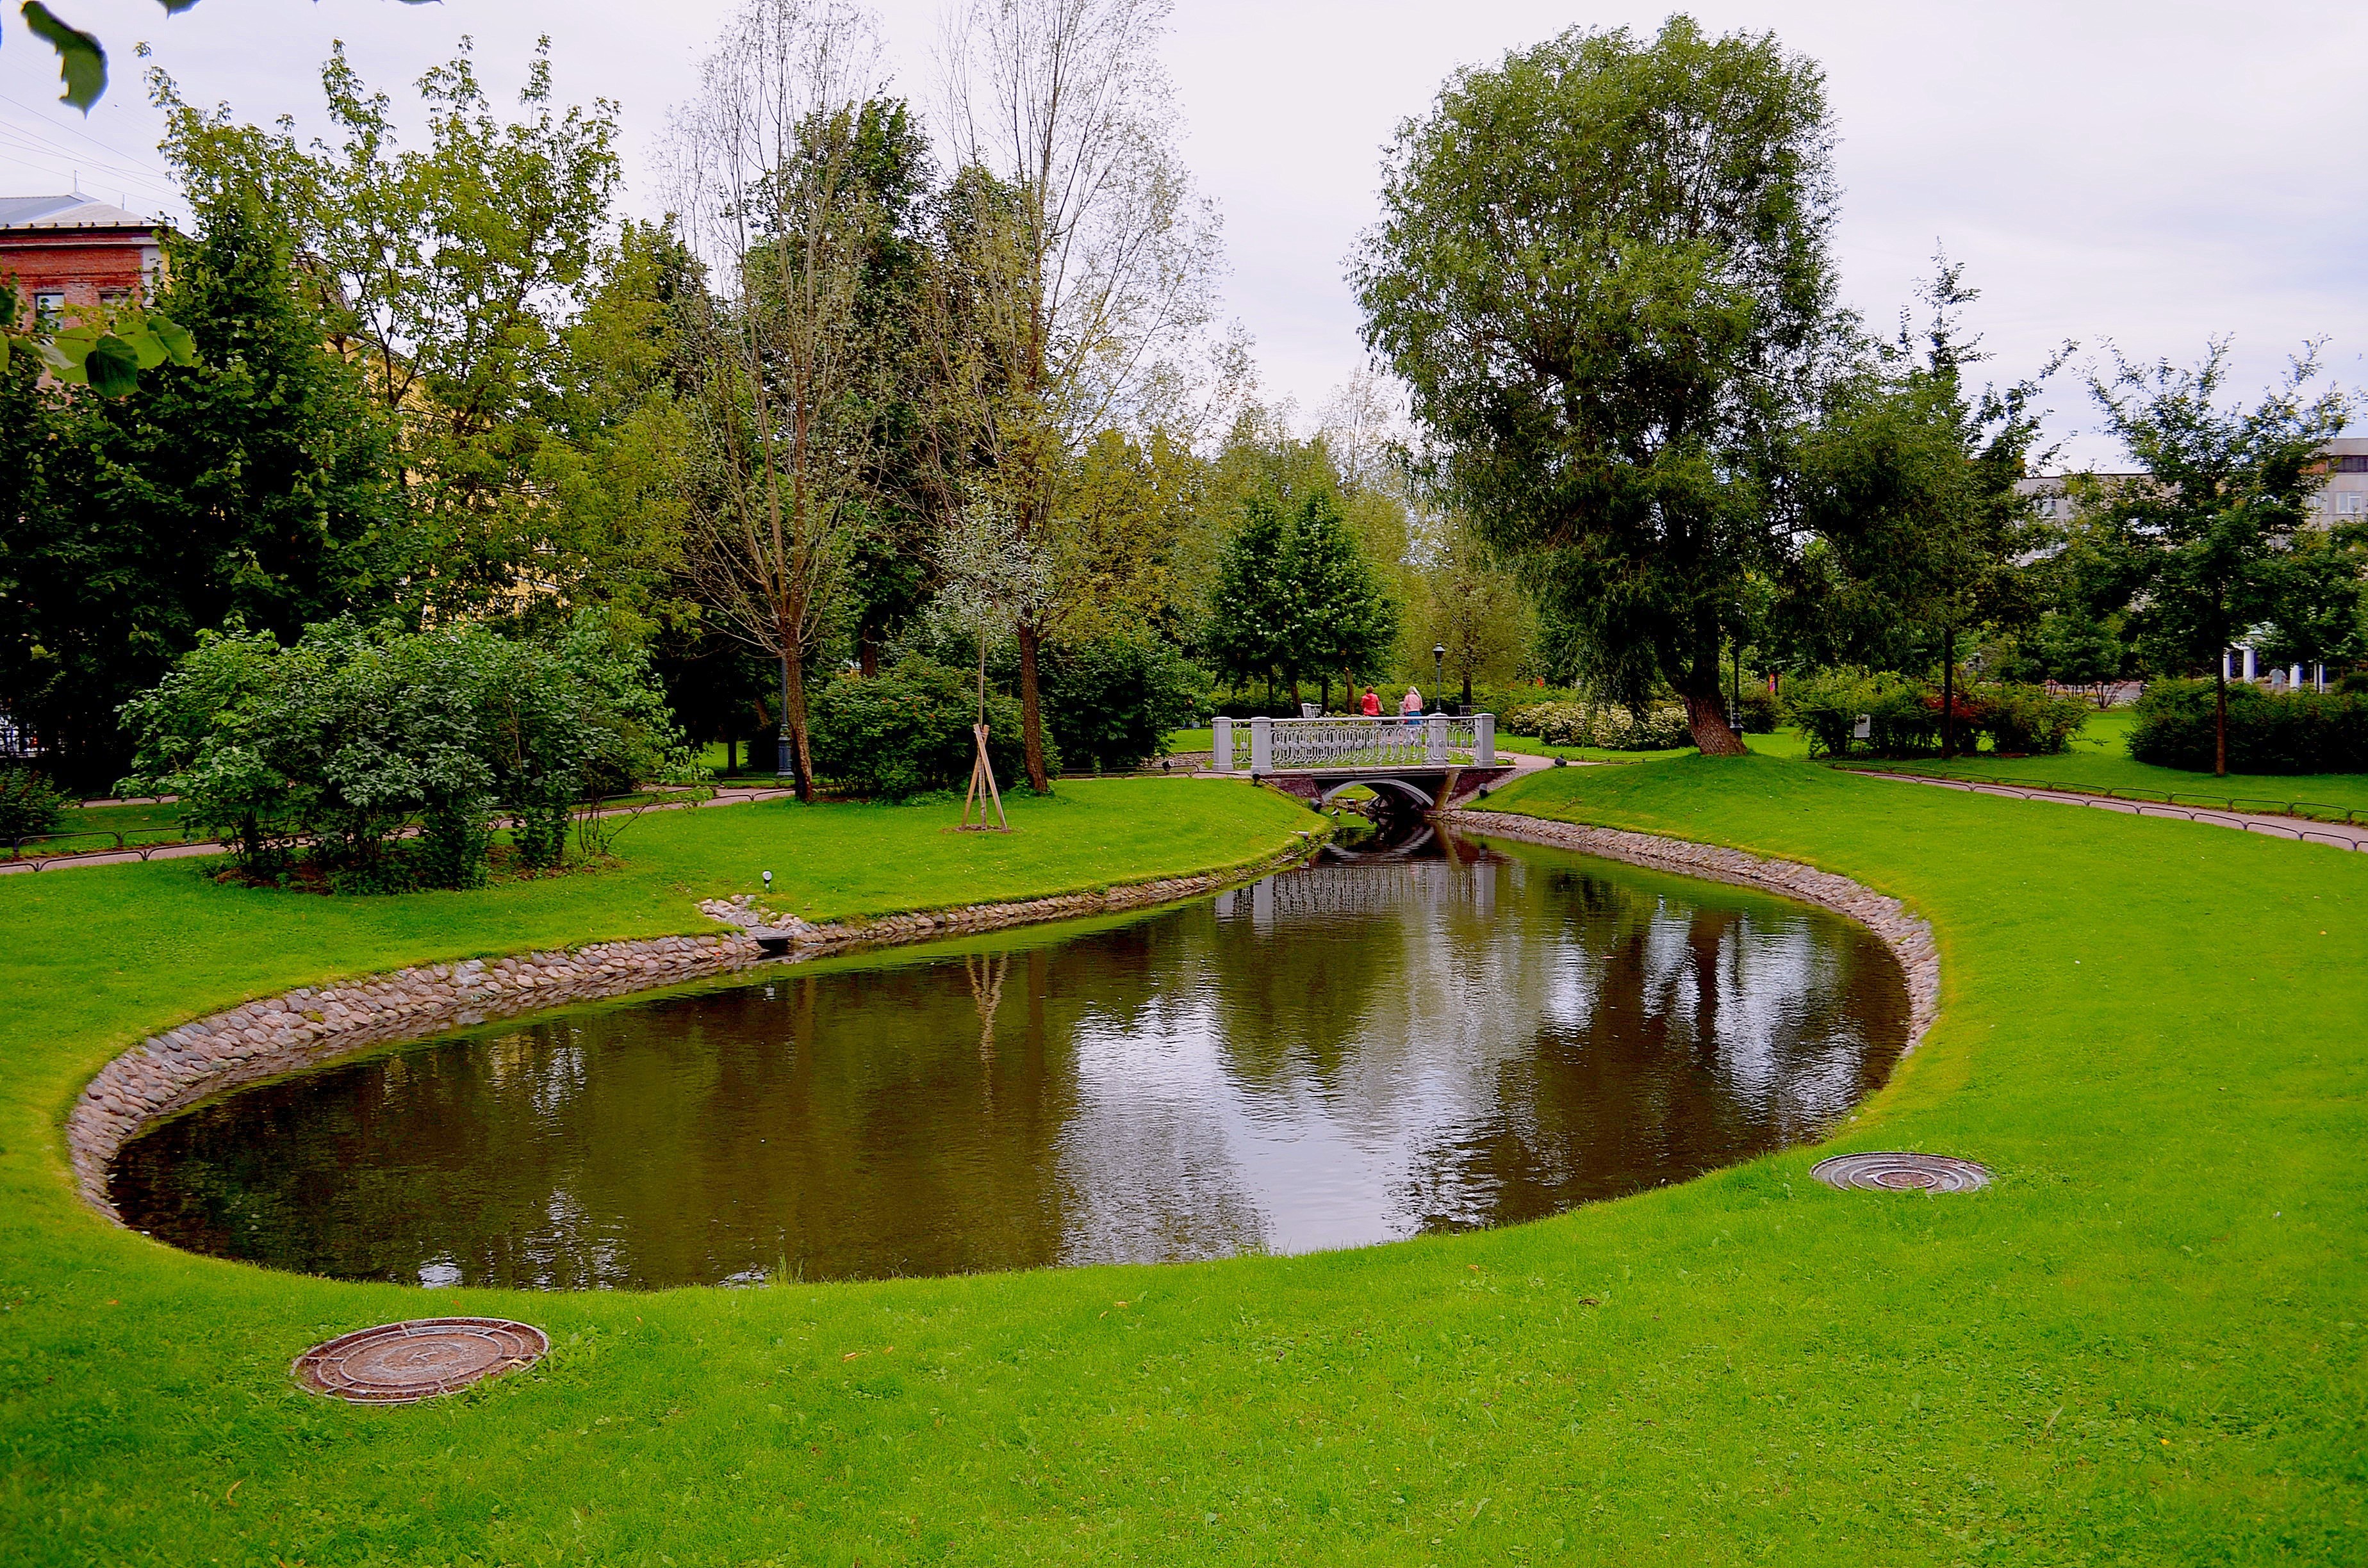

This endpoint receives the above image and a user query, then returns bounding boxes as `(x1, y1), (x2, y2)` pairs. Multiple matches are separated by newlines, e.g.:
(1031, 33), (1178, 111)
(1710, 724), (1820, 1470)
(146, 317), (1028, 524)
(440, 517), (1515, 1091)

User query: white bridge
(1208, 714), (1515, 810)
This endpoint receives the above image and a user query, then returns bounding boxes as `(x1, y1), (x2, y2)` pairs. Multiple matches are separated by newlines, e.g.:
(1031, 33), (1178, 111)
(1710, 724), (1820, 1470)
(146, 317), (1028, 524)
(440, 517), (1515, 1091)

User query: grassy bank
(3, 760), (2364, 1564)
(1842, 708), (2368, 816)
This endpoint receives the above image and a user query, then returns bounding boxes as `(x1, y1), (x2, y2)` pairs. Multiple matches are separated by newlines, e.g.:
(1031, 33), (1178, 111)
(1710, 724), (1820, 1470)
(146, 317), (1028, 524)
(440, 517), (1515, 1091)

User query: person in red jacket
(1360, 687), (1382, 717)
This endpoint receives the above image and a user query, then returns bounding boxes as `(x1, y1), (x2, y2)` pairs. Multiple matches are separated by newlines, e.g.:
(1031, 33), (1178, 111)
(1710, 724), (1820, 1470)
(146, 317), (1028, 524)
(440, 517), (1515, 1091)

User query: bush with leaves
(1040, 636), (1208, 772)
(1784, 667), (1937, 758)
(119, 613), (689, 889)
(1980, 683), (2089, 755)
(0, 765), (69, 840)
(1515, 702), (1691, 751)
(805, 660), (1042, 801)
(2129, 680), (2368, 774)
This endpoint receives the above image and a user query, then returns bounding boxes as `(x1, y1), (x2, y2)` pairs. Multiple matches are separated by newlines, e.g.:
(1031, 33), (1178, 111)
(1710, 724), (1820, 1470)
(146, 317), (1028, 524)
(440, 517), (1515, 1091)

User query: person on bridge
(1361, 687), (1382, 717)
(1401, 686), (1423, 725)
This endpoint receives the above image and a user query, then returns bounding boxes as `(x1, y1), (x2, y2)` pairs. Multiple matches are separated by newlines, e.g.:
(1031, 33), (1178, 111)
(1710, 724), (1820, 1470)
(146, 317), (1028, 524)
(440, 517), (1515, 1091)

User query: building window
(97, 289), (129, 309)
(2340, 492), (2366, 518)
(32, 291), (65, 325)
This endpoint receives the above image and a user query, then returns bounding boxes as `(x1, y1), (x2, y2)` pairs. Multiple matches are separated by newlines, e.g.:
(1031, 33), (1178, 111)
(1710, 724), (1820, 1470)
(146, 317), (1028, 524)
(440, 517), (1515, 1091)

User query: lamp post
(1432, 645), (1445, 712)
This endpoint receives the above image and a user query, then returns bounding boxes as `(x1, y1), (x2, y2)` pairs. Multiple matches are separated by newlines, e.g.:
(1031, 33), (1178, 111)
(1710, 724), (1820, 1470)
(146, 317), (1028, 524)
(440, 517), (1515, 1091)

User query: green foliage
(0, 195), (403, 787)
(2130, 678), (2368, 774)
(1734, 683), (1781, 734)
(805, 660), (1040, 801)
(20, 2), (104, 111)
(1206, 490), (1399, 698)
(117, 613), (687, 888)
(1511, 702), (1691, 751)
(1040, 635), (1208, 772)
(1356, 18), (1841, 749)
(0, 764), (67, 839)
(1786, 666), (2086, 758)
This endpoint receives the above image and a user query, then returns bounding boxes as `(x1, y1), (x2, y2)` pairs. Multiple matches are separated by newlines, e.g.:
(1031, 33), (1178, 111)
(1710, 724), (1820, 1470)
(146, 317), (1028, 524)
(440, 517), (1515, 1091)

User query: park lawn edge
(2, 758), (2363, 1564)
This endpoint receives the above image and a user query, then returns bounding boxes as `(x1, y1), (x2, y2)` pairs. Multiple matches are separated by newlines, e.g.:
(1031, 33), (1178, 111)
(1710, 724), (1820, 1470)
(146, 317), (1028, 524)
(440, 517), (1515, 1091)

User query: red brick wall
(0, 229), (160, 310)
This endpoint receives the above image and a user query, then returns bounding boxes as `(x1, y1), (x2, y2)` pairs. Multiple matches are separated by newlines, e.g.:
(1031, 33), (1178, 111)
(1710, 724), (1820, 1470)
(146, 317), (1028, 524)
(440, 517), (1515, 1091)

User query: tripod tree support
(957, 723), (1010, 833)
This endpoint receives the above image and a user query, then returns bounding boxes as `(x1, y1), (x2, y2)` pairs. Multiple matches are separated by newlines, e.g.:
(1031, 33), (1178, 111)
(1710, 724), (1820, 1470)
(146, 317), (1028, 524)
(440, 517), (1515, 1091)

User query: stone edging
(65, 836), (1322, 1223)
(1452, 810), (1941, 1052)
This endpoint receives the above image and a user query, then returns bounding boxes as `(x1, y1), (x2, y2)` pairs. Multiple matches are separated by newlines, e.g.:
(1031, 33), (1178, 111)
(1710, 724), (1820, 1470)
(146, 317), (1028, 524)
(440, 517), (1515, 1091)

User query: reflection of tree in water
(113, 844), (1908, 1289)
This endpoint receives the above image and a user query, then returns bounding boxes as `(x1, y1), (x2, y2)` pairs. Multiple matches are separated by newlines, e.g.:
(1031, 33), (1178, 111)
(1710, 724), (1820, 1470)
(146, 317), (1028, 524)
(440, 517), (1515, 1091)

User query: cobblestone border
(1452, 810), (1941, 1051)
(66, 836), (1323, 1223)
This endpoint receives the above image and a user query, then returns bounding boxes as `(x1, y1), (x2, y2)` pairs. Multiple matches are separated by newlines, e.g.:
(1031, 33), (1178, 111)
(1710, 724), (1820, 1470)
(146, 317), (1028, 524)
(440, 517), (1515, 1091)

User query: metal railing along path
(1854, 771), (2368, 853)
(1836, 765), (2368, 826)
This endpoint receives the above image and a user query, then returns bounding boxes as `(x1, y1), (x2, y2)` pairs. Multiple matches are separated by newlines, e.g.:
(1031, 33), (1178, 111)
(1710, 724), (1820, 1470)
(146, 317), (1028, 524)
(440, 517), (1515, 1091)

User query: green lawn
(1843, 708), (2368, 819)
(3, 760), (2364, 1563)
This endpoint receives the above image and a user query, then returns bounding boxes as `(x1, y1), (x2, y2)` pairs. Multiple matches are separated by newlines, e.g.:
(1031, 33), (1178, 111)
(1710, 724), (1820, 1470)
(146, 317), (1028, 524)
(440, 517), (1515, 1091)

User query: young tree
(2103, 340), (2350, 774)
(1205, 495), (1295, 700)
(1354, 19), (1845, 755)
(670, 0), (892, 797)
(933, 0), (1224, 788)
(2263, 521), (2367, 686)
(1290, 492), (1401, 707)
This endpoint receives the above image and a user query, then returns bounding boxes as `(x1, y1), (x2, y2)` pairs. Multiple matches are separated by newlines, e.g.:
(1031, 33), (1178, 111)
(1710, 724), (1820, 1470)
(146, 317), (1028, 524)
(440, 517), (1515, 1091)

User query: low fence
(1839, 765), (2368, 826)
(1210, 714), (1496, 772)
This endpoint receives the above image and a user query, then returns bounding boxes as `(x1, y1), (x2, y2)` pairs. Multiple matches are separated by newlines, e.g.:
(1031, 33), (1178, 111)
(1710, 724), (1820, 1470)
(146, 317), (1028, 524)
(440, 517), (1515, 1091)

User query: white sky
(3, 0), (2362, 468)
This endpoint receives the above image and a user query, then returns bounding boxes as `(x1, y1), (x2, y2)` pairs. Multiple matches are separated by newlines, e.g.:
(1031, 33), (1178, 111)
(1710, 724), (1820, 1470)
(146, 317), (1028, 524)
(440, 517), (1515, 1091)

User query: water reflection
(111, 835), (1909, 1289)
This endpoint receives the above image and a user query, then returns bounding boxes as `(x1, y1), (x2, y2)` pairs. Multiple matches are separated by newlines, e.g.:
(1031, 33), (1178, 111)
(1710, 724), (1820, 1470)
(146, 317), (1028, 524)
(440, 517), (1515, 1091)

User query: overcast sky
(4, 0), (2361, 467)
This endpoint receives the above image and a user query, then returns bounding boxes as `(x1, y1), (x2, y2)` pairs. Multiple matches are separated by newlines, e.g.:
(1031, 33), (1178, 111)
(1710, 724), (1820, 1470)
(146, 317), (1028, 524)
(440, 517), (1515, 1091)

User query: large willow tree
(1354, 19), (1846, 754)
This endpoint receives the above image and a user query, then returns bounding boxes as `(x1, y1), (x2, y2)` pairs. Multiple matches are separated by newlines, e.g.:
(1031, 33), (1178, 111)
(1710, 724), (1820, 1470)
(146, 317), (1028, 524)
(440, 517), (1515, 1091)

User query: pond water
(111, 829), (1909, 1290)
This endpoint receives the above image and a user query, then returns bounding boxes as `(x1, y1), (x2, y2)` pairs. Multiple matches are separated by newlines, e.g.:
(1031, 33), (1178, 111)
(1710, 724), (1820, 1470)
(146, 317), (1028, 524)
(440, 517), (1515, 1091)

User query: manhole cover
(1810, 1152), (1991, 1193)
(293, 1318), (548, 1404)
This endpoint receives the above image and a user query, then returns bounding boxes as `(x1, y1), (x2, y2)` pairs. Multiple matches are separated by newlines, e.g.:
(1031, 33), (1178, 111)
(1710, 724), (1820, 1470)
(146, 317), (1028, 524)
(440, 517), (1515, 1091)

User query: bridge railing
(1210, 714), (1495, 772)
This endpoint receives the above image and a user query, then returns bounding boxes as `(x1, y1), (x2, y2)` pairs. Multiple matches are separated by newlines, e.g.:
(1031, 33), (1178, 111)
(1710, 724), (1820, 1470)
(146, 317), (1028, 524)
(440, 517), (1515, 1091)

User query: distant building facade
(0, 193), (169, 322)
(2016, 437), (2368, 691)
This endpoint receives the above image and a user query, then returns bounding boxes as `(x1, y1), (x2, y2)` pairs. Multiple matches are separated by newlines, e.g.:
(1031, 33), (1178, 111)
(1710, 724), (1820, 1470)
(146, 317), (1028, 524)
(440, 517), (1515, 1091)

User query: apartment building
(2016, 436), (2368, 689)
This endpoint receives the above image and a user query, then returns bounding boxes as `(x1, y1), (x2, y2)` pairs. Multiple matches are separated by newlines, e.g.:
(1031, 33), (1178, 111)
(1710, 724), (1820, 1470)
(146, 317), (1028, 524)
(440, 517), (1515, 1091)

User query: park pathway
(1856, 769), (2368, 853)
(0, 785), (802, 876)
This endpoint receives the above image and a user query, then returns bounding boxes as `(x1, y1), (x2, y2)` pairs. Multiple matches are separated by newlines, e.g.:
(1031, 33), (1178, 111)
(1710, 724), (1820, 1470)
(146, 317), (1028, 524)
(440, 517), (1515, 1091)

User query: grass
(1842, 708), (2368, 818)
(3, 760), (2365, 1563)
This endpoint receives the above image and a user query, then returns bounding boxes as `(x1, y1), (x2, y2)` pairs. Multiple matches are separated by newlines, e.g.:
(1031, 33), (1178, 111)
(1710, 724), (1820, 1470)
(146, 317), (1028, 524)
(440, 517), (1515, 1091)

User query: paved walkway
(1857, 770), (2368, 853)
(0, 785), (802, 876)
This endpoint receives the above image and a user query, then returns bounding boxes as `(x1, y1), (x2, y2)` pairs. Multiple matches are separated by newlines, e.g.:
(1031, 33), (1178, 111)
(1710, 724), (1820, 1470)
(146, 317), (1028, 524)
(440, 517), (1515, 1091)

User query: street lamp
(1432, 645), (1445, 712)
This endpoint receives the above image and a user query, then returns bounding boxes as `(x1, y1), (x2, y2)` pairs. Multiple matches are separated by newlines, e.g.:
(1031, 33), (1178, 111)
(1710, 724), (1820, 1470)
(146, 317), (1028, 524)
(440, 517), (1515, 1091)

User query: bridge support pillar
(1251, 716), (1273, 772)
(1475, 713), (1495, 767)
(1212, 716), (1233, 773)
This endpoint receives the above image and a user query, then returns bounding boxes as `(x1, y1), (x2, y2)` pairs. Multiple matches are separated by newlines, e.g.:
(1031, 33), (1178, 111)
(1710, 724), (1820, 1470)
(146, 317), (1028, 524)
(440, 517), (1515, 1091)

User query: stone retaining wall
(1453, 810), (1941, 1051)
(66, 837), (1321, 1222)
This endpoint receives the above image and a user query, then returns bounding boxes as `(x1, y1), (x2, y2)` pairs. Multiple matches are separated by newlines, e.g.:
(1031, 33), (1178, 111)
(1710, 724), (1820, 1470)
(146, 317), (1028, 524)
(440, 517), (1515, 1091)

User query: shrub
(1734, 684), (1780, 734)
(2129, 680), (2368, 774)
(1041, 635), (1208, 772)
(1516, 701), (1690, 750)
(1980, 683), (2088, 755)
(806, 660), (1043, 800)
(118, 613), (691, 888)
(0, 765), (68, 839)
(1785, 667), (1932, 757)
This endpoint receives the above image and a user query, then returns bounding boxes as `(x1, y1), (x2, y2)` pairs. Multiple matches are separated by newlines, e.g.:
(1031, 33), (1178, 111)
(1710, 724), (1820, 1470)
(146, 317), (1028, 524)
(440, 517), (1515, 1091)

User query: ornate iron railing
(1209, 714), (1495, 772)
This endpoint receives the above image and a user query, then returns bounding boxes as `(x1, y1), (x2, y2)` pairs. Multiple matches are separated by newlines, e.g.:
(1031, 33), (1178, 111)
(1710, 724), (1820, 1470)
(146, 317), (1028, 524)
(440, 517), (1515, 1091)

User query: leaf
(85, 334), (141, 396)
(120, 324), (170, 370)
(0, 334), (9, 373)
(156, 0), (201, 13)
(147, 314), (198, 366)
(22, 3), (107, 112)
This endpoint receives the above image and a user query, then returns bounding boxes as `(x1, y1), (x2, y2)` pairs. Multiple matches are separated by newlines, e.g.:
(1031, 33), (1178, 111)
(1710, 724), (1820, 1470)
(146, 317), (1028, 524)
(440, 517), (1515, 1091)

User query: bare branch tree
(670, 0), (887, 798)
(930, 0), (1222, 789)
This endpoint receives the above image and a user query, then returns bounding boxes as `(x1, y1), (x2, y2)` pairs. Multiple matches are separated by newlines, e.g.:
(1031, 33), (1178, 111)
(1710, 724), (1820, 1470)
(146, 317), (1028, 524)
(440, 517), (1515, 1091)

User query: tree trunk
(859, 633), (879, 678)
(784, 640), (816, 803)
(2214, 660), (2228, 777)
(1682, 689), (1748, 756)
(1461, 671), (1473, 708)
(1017, 621), (1049, 792)
(1941, 627), (1957, 760)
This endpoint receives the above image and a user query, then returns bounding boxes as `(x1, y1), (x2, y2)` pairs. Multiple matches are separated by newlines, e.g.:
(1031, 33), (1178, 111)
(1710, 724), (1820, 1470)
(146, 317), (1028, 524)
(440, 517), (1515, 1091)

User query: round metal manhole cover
(293, 1318), (548, 1404)
(1811, 1152), (1991, 1193)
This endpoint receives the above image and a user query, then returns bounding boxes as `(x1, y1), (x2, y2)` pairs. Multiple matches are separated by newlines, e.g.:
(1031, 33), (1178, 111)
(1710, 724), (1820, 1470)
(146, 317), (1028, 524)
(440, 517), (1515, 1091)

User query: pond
(110, 829), (1909, 1290)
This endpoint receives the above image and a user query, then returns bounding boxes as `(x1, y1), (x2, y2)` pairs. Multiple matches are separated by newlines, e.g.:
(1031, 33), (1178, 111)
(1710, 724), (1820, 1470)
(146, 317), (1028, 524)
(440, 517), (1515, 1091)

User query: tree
(1806, 260), (2059, 755)
(1205, 489), (1398, 706)
(669, 0), (894, 799)
(2103, 340), (2350, 774)
(154, 38), (626, 617)
(1204, 495), (1295, 700)
(1417, 513), (1529, 706)
(1354, 19), (1845, 755)
(2262, 521), (2367, 685)
(933, 0), (1224, 788)
(0, 194), (400, 784)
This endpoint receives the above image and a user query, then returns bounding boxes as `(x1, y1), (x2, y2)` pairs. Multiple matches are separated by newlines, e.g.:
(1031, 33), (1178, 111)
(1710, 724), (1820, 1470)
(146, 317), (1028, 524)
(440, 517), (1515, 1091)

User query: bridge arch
(1317, 776), (1436, 810)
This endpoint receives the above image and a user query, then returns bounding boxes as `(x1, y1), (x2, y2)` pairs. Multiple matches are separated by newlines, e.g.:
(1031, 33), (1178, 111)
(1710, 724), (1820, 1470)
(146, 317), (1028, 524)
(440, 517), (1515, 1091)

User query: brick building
(0, 192), (169, 322)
